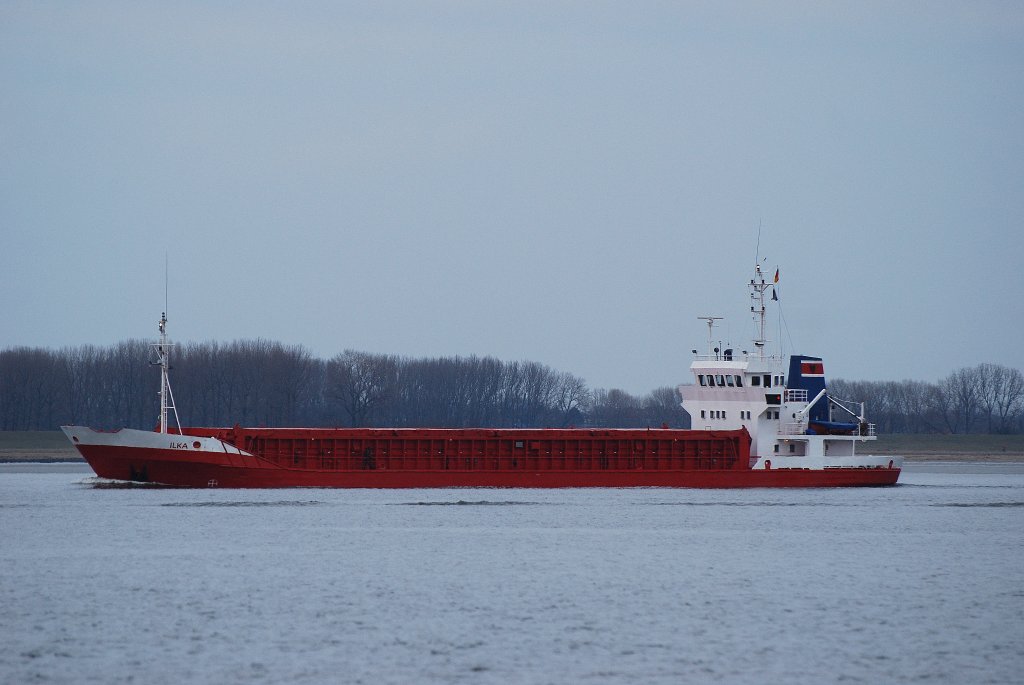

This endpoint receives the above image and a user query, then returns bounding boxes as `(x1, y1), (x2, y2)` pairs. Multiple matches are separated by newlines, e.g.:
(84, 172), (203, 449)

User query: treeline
(3, 341), (1021, 434)
(830, 363), (1024, 435)
(0, 341), (687, 431)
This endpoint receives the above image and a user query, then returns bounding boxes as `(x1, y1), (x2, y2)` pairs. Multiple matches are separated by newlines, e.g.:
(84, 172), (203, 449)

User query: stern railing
(778, 421), (877, 437)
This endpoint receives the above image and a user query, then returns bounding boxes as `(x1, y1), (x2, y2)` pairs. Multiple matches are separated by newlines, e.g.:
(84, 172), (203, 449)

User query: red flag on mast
(774, 268), (779, 284)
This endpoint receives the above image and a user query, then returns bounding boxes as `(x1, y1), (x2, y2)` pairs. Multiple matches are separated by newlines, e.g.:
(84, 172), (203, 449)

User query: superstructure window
(751, 376), (761, 387)
(698, 375), (707, 386)
(715, 375), (724, 386)
(726, 375), (735, 387)
(763, 374), (771, 387)
(735, 375), (743, 387)
(701, 410), (706, 419)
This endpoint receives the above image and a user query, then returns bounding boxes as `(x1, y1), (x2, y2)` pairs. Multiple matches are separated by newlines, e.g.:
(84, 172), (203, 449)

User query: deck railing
(778, 422), (806, 436)
(784, 389), (808, 403)
(777, 421), (878, 437)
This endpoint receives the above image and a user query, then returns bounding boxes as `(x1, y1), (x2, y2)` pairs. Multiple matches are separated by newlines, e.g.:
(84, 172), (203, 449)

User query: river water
(2, 462), (1022, 684)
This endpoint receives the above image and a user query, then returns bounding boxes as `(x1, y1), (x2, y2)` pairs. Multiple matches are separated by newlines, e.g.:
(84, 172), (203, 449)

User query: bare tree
(0, 347), (70, 429)
(643, 386), (688, 428)
(586, 388), (645, 428)
(949, 367), (982, 434)
(978, 364), (1024, 434)
(327, 350), (399, 426)
(552, 372), (591, 427)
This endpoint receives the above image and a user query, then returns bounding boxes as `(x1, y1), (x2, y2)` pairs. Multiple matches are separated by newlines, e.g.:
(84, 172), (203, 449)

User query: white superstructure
(679, 263), (902, 472)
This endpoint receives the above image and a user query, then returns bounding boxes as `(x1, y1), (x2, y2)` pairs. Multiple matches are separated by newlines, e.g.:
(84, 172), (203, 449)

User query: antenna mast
(750, 262), (771, 358)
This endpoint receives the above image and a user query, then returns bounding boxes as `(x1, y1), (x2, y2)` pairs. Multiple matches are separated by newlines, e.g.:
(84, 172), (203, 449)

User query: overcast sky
(2, 2), (1022, 394)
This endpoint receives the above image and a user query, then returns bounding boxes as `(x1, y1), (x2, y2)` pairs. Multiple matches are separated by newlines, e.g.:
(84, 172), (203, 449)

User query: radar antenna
(697, 316), (723, 359)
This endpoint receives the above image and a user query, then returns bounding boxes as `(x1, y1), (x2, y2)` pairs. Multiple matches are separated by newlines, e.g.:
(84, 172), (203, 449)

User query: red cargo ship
(62, 423), (897, 488)
(62, 293), (901, 488)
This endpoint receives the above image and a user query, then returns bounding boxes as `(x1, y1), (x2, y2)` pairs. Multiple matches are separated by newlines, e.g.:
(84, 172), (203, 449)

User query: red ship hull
(64, 426), (900, 488)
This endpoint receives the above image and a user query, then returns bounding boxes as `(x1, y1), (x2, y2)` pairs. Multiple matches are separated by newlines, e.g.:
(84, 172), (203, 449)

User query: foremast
(155, 312), (182, 434)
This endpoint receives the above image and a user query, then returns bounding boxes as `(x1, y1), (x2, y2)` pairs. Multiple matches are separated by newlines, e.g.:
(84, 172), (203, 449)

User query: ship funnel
(787, 355), (828, 423)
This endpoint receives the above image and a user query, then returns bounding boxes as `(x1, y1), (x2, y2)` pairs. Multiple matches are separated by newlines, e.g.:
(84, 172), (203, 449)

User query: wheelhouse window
(726, 375), (735, 387)
(751, 376), (761, 387)
(715, 375), (725, 386)
(735, 375), (743, 387)
(763, 374), (771, 387)
(698, 375), (707, 386)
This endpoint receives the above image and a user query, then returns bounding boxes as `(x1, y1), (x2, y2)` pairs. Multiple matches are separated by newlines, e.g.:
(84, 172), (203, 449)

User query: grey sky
(3, 2), (1022, 395)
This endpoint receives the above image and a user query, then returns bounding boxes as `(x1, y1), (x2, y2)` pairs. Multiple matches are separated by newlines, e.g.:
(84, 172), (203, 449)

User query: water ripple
(390, 500), (541, 506)
(159, 500), (321, 507)
(931, 502), (1024, 508)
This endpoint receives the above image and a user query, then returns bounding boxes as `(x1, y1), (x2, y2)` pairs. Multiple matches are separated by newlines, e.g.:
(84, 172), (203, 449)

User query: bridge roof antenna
(697, 316), (723, 359)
